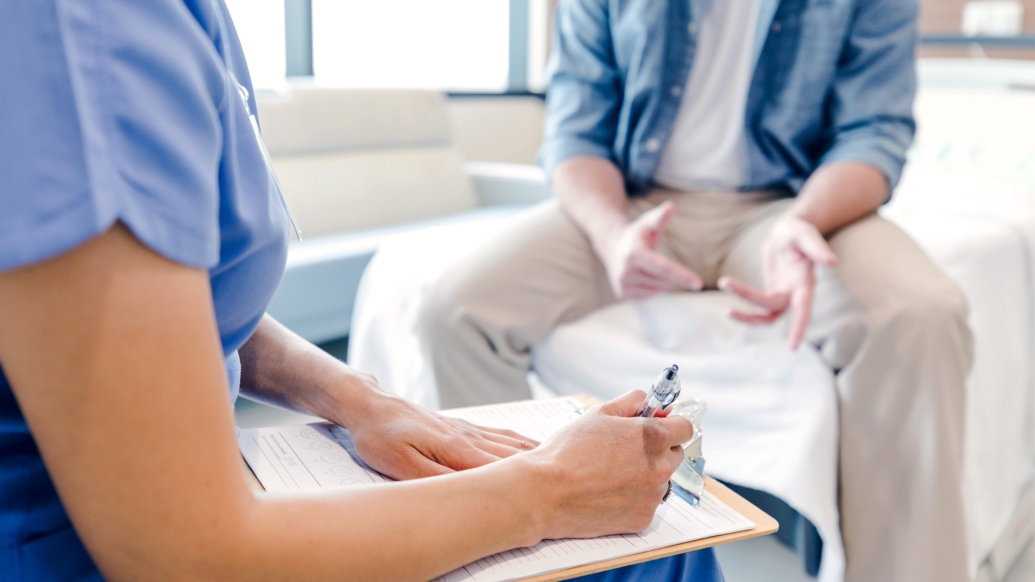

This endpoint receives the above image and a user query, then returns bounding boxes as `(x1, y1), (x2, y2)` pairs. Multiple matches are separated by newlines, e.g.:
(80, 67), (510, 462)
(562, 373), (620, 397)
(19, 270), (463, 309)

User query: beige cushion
(446, 96), (545, 165)
(273, 146), (476, 239)
(256, 86), (478, 236)
(258, 87), (454, 155)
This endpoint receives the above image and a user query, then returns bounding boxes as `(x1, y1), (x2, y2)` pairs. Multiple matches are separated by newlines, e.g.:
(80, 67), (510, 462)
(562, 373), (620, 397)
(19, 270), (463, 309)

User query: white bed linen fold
(531, 294), (845, 582)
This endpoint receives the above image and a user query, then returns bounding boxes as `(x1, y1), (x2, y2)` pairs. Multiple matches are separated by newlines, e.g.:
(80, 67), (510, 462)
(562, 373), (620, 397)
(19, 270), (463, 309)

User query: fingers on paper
(476, 426), (540, 449)
(469, 433), (534, 459)
(431, 439), (502, 472)
(399, 449), (456, 479)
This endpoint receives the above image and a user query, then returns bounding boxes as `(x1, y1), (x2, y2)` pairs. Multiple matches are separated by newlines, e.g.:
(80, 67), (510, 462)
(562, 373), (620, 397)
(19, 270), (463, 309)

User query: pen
(638, 366), (707, 508)
(637, 365), (681, 417)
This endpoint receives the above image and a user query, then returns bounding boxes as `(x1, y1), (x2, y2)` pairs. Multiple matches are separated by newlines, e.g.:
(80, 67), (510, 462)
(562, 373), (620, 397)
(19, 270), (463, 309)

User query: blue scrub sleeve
(0, 0), (230, 273)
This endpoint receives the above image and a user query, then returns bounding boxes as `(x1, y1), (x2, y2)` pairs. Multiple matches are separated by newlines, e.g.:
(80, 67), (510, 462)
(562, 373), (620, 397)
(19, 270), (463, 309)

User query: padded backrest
(257, 87), (478, 238)
(446, 95), (546, 165)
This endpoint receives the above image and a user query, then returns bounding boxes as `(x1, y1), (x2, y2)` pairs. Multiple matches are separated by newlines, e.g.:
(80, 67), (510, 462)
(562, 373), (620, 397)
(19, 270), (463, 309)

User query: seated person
(418, 0), (973, 580)
(0, 2), (721, 581)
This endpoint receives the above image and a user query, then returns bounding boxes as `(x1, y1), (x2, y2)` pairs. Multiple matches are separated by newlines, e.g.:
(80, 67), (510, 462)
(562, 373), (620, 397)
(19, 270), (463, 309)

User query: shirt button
(645, 138), (662, 153)
(688, 22), (699, 36)
(670, 85), (682, 97)
(771, 21), (782, 33)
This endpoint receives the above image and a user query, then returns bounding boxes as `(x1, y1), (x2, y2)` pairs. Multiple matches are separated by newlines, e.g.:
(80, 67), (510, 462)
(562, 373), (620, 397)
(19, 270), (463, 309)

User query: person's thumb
(635, 202), (676, 249)
(598, 390), (648, 418)
(795, 226), (838, 267)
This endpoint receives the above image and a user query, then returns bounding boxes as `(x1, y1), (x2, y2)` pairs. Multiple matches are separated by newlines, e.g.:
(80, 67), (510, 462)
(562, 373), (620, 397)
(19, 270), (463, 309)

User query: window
(311, 0), (510, 91)
(224, 0), (287, 90)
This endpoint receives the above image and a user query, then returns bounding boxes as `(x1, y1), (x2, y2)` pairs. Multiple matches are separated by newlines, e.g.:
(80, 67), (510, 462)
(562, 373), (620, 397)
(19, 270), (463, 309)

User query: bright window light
(224, 0), (287, 90)
(312, 0), (510, 91)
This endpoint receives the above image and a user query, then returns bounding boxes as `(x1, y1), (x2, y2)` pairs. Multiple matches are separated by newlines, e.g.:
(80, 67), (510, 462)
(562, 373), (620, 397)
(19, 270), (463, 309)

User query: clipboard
(240, 395), (778, 581)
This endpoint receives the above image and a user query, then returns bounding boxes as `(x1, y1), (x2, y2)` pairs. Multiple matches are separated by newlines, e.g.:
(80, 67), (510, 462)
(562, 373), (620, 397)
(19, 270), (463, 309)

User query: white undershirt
(653, 0), (762, 191)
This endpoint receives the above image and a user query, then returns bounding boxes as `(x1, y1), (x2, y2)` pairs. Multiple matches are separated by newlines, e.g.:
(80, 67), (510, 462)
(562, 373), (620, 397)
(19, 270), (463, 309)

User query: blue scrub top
(0, 1), (288, 578)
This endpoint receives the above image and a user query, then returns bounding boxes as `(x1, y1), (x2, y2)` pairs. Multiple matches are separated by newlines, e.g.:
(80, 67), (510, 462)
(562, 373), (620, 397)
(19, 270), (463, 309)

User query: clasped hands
(601, 201), (838, 350)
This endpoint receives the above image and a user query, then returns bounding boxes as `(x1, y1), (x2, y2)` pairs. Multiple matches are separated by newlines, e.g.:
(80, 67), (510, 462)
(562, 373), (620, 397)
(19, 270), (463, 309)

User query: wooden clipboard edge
(518, 477), (779, 582)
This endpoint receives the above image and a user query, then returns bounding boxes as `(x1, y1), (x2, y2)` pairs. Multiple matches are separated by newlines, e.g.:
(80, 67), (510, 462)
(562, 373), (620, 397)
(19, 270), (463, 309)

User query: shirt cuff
(819, 127), (912, 197)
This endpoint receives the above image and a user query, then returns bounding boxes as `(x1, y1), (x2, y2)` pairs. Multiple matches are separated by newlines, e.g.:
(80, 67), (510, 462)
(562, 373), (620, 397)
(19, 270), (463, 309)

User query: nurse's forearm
(241, 459), (544, 581)
(238, 314), (379, 430)
(0, 226), (547, 581)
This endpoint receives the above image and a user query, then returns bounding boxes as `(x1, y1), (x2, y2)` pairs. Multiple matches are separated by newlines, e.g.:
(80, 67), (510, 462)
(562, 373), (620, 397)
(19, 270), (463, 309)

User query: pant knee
(885, 283), (970, 346)
(416, 278), (465, 346)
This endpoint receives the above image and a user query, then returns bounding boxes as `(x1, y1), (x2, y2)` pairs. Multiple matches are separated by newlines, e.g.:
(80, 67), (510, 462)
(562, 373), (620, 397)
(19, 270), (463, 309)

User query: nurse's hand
(348, 390), (539, 480)
(236, 315), (538, 481)
(525, 390), (693, 539)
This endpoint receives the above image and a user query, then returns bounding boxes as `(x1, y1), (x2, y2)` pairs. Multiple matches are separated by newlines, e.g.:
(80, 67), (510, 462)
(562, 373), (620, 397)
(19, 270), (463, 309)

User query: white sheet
(531, 293), (845, 582)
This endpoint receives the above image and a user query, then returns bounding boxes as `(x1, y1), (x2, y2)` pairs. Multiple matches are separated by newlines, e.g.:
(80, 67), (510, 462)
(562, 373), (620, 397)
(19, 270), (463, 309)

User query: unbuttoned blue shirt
(539, 0), (919, 195)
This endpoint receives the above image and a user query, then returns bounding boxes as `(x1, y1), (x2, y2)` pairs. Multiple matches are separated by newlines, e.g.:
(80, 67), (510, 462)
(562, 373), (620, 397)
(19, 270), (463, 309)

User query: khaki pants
(418, 190), (973, 582)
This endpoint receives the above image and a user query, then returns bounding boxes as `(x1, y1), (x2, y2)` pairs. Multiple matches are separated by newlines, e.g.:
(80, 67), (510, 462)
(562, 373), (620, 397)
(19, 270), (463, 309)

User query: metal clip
(669, 399), (708, 507)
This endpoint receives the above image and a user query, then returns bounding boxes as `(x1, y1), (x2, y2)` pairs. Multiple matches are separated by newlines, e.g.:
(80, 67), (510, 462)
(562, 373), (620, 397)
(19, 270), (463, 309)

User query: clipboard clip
(669, 399), (708, 508)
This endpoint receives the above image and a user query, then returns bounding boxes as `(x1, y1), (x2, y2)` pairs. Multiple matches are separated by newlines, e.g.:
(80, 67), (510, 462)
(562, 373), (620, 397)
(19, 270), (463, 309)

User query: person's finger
(429, 441), (502, 472)
(472, 438), (527, 459)
(635, 201), (677, 246)
(475, 426), (540, 449)
(623, 270), (669, 290)
(787, 278), (814, 350)
(795, 229), (838, 267)
(728, 309), (782, 325)
(623, 287), (662, 300)
(717, 276), (789, 311)
(666, 444), (687, 474)
(445, 417), (539, 448)
(598, 390), (649, 417)
(636, 251), (704, 291)
(656, 414), (694, 448)
(393, 449), (456, 480)
(634, 204), (676, 250)
(623, 288), (648, 300)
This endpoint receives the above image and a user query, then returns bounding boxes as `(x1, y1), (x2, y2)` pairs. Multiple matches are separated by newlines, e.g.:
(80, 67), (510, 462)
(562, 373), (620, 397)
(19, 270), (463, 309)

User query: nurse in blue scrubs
(0, 2), (723, 580)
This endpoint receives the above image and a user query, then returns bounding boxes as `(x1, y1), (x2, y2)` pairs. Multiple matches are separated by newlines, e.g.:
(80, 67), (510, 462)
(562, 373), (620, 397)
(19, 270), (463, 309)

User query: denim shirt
(539, 0), (919, 195)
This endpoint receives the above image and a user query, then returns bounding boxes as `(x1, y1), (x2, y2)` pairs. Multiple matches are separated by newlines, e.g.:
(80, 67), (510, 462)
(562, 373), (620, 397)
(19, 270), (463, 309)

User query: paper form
(239, 397), (754, 582)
